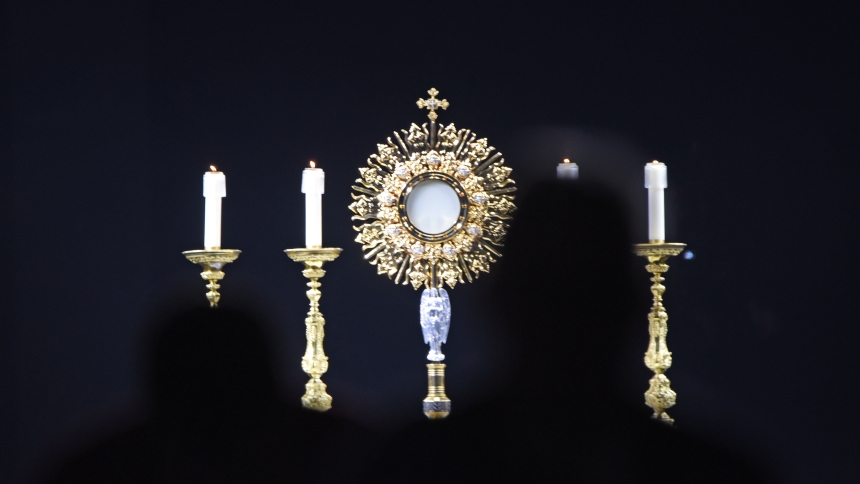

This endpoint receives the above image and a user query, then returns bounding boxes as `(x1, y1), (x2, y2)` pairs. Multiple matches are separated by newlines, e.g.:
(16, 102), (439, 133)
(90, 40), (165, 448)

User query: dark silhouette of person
(41, 302), (376, 484)
(368, 181), (772, 483)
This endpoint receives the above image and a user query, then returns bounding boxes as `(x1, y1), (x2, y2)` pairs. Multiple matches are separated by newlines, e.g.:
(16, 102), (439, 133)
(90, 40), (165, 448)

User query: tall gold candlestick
(633, 242), (685, 424)
(182, 249), (241, 307)
(285, 247), (342, 411)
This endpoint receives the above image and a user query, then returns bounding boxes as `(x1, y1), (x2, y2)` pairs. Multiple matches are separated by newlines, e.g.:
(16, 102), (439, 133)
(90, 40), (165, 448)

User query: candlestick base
(633, 242), (685, 425)
(182, 249), (242, 307)
(286, 247), (342, 412)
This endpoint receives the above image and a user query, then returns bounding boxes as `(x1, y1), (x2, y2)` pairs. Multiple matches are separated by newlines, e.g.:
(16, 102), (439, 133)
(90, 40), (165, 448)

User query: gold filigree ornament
(350, 88), (516, 290)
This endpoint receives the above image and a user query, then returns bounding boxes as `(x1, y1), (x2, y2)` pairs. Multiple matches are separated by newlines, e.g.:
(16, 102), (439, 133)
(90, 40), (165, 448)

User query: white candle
(557, 158), (579, 180)
(203, 166), (226, 249)
(302, 161), (325, 248)
(644, 160), (667, 242)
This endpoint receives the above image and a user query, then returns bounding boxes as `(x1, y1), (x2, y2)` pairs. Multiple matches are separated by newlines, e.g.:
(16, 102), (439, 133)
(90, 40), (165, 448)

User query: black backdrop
(4, 2), (859, 482)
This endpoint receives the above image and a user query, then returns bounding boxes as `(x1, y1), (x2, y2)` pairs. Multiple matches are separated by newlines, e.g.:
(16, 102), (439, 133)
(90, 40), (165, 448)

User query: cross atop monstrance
(416, 88), (449, 120)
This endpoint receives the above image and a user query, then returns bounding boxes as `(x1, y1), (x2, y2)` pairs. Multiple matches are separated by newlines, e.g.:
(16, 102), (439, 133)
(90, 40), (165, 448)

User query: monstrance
(349, 88), (516, 418)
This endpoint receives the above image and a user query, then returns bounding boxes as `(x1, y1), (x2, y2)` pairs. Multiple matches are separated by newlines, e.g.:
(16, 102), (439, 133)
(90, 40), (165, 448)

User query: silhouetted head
(147, 305), (278, 420)
(496, 181), (637, 369)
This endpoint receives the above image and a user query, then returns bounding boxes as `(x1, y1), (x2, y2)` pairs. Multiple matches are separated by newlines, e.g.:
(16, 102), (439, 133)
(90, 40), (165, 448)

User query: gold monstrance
(350, 88), (516, 418)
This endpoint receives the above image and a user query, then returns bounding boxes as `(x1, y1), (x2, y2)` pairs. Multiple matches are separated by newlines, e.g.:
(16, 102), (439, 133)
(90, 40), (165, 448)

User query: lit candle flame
(652, 160), (659, 164)
(210, 165), (217, 172)
(563, 158), (570, 164)
(309, 160), (316, 168)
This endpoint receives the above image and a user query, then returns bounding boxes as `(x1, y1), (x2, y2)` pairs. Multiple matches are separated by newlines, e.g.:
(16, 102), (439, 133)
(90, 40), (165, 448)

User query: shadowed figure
(41, 303), (375, 484)
(369, 181), (771, 483)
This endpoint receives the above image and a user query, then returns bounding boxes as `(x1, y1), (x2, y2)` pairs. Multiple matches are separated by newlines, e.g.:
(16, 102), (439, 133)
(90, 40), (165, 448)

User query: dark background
(4, 1), (858, 482)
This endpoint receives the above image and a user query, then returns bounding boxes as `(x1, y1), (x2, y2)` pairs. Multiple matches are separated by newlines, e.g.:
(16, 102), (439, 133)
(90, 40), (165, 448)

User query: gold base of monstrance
(423, 362), (451, 418)
(286, 247), (342, 411)
(633, 241), (685, 424)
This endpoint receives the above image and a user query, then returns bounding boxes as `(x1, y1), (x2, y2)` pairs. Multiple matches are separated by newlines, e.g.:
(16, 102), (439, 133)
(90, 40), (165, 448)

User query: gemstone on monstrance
(466, 225), (482, 236)
(442, 244), (458, 255)
(378, 191), (396, 205)
(426, 152), (441, 165)
(394, 164), (411, 178)
(457, 164), (471, 176)
(471, 192), (488, 203)
(410, 243), (425, 255)
(386, 225), (402, 236)
(426, 100), (440, 109)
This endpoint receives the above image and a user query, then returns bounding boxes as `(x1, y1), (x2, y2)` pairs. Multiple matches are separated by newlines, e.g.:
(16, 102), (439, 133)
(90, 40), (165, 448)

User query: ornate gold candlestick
(182, 249), (241, 307)
(285, 247), (342, 411)
(633, 242), (685, 424)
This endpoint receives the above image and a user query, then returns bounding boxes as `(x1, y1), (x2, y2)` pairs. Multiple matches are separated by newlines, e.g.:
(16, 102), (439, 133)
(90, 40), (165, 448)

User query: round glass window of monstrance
(405, 180), (462, 235)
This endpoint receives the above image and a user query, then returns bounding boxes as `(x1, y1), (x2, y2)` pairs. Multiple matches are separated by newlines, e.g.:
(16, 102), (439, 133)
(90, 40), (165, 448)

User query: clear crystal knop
(420, 288), (451, 361)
